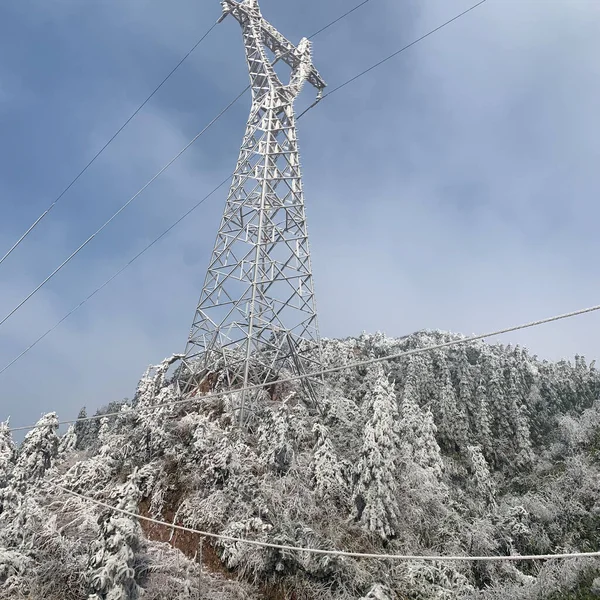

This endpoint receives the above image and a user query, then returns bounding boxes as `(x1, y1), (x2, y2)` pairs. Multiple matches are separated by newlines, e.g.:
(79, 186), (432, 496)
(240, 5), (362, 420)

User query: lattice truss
(179, 0), (327, 399)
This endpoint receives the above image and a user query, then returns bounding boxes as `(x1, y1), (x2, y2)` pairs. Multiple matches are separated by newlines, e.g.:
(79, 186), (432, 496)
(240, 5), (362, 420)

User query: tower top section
(219, 0), (327, 97)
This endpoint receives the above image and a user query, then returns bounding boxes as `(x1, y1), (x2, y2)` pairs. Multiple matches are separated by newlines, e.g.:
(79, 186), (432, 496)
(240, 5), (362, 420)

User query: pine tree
(352, 363), (401, 540)
(0, 421), (15, 515)
(436, 362), (468, 452)
(506, 372), (534, 468)
(0, 422), (14, 470)
(0, 421), (56, 554)
(58, 424), (78, 456)
(467, 445), (496, 507)
(1, 331), (599, 597)
(129, 356), (184, 462)
(87, 470), (145, 600)
(74, 407), (93, 450)
(486, 358), (512, 456)
(394, 358), (449, 544)
(13, 413), (59, 491)
(513, 401), (534, 469)
(475, 383), (495, 460)
(455, 347), (478, 434)
(134, 354), (182, 407)
(257, 402), (309, 474)
(311, 423), (348, 503)
(97, 417), (112, 457)
(400, 390), (444, 480)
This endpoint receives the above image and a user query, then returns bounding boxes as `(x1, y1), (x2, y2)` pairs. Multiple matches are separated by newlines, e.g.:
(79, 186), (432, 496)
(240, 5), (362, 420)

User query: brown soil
(138, 500), (304, 599)
(138, 499), (235, 580)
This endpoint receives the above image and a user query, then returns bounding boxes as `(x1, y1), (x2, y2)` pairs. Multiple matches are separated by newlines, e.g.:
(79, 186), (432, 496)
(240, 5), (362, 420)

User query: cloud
(302, 0), (600, 353)
(0, 0), (599, 430)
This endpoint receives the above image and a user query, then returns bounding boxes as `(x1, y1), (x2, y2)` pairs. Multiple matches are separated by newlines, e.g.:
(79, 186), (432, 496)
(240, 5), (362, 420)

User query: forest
(0, 330), (599, 599)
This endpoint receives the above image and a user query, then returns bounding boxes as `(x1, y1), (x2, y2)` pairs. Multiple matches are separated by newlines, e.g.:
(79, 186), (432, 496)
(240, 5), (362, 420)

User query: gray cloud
(0, 0), (599, 430)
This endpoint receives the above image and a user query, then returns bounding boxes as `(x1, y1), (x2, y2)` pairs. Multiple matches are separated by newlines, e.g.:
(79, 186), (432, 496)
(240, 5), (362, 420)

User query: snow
(0, 331), (598, 598)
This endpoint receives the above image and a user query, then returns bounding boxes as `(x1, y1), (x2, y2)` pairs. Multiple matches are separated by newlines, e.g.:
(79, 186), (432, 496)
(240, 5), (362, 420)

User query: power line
(0, 87), (249, 331)
(0, 176), (232, 378)
(0, 0), (376, 368)
(307, 0), (373, 39)
(5, 0), (505, 430)
(0, 0), (371, 271)
(298, 0), (488, 119)
(53, 482), (600, 562)
(10, 301), (600, 433)
(0, 22), (219, 270)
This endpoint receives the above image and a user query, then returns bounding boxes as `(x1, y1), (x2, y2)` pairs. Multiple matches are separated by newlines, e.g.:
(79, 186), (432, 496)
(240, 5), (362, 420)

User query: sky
(0, 0), (599, 430)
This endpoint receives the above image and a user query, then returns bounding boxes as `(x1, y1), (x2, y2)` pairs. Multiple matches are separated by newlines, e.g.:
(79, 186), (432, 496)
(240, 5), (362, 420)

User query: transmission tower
(179, 0), (326, 413)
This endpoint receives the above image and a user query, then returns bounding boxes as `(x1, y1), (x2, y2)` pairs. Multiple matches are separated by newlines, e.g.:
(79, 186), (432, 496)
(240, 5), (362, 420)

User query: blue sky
(0, 0), (599, 429)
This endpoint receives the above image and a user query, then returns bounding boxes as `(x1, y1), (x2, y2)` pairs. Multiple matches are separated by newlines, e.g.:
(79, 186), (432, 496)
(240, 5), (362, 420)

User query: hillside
(1, 331), (600, 599)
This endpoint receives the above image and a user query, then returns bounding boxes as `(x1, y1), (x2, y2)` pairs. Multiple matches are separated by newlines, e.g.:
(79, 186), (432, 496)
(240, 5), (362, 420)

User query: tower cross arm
(258, 15), (327, 92)
(220, 0), (327, 92)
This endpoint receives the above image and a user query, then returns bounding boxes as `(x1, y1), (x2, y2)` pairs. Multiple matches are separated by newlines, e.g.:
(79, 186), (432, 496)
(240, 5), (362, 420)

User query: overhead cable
(0, 22), (219, 269)
(0, 176), (232, 378)
(10, 301), (600, 433)
(0, 0), (373, 270)
(54, 482), (600, 562)
(0, 87), (249, 331)
(0, 0), (376, 364)
(307, 0), (374, 39)
(298, 0), (488, 119)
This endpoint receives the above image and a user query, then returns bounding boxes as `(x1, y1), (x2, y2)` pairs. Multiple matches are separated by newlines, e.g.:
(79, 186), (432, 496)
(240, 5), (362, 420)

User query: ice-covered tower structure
(179, 0), (326, 413)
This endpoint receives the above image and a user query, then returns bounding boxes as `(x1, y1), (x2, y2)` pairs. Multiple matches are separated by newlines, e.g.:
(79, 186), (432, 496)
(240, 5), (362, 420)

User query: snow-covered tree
(218, 517), (273, 574)
(395, 359), (449, 544)
(128, 357), (185, 464)
(87, 470), (145, 600)
(0, 335), (597, 598)
(62, 453), (117, 496)
(475, 383), (494, 459)
(311, 423), (348, 502)
(360, 583), (394, 600)
(74, 407), (97, 451)
(400, 375), (444, 480)
(97, 417), (112, 457)
(395, 561), (475, 599)
(352, 363), (401, 540)
(455, 347), (478, 432)
(436, 362), (468, 452)
(13, 413), (59, 490)
(467, 445), (496, 508)
(0, 549), (31, 586)
(0, 422), (14, 471)
(505, 372), (534, 468)
(257, 402), (308, 474)
(0, 421), (15, 513)
(58, 424), (78, 456)
(133, 354), (181, 406)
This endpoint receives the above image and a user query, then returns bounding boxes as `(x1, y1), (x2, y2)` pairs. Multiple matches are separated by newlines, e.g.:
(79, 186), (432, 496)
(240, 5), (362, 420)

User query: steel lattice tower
(179, 0), (326, 409)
